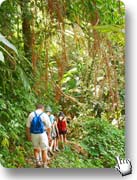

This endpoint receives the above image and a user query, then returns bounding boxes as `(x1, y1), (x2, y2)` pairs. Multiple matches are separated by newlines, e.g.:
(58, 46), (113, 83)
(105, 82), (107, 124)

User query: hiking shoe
(47, 156), (51, 161)
(49, 147), (52, 151)
(55, 148), (60, 152)
(36, 161), (41, 168)
(43, 164), (49, 168)
(49, 151), (54, 156)
(49, 148), (54, 156)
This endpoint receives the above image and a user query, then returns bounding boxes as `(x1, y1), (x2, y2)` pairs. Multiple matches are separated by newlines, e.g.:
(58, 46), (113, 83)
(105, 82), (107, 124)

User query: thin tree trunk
(103, 50), (115, 111)
(31, 17), (37, 73)
(20, 0), (32, 60)
(54, 0), (67, 103)
(45, 40), (49, 90)
(61, 22), (68, 68)
(107, 40), (120, 109)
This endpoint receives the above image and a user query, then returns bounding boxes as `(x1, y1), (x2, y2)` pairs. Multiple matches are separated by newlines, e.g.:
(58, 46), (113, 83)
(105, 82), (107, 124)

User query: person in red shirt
(57, 112), (67, 149)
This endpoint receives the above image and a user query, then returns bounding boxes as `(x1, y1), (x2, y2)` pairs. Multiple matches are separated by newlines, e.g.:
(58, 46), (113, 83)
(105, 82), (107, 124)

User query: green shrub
(81, 118), (125, 167)
(50, 145), (97, 168)
(50, 117), (125, 168)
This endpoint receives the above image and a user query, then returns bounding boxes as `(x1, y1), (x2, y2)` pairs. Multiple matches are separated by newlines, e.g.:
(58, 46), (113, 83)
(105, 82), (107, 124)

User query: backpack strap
(38, 112), (44, 117)
(34, 111), (37, 117)
(33, 112), (43, 117)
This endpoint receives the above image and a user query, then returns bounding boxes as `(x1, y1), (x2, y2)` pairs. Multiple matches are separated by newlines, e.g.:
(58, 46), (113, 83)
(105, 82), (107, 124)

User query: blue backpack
(30, 112), (44, 134)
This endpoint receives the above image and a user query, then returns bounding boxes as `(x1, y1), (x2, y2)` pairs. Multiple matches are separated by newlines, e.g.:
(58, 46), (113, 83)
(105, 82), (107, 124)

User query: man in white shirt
(26, 104), (51, 168)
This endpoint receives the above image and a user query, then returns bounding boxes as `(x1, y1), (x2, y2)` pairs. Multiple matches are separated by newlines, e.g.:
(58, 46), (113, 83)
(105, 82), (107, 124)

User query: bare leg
(34, 148), (40, 160)
(50, 139), (54, 151)
(60, 134), (63, 143)
(46, 150), (50, 160)
(34, 148), (41, 167)
(56, 137), (59, 149)
(59, 134), (64, 148)
(53, 138), (56, 151)
(54, 137), (60, 151)
(39, 149), (42, 161)
(42, 150), (47, 164)
(63, 134), (67, 143)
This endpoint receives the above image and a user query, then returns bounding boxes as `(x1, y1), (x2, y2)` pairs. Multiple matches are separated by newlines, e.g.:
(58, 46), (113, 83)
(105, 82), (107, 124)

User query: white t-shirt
(26, 109), (51, 129)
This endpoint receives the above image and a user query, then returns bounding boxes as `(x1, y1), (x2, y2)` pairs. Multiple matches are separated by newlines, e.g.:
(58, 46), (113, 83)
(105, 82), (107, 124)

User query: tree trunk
(54, 0), (67, 103)
(45, 40), (49, 90)
(20, 0), (32, 60)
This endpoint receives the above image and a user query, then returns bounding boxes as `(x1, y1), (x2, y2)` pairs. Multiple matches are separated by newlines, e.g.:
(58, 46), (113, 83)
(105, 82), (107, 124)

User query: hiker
(38, 106), (53, 162)
(49, 113), (59, 152)
(53, 114), (60, 152)
(57, 112), (67, 149)
(45, 106), (55, 156)
(26, 104), (51, 168)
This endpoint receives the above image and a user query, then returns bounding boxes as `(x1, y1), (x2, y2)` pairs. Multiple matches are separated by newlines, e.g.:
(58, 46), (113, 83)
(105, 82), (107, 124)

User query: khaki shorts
(31, 132), (49, 150)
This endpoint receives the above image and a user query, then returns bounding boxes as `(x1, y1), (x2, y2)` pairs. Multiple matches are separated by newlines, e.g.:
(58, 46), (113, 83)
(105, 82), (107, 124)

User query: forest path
(25, 141), (88, 168)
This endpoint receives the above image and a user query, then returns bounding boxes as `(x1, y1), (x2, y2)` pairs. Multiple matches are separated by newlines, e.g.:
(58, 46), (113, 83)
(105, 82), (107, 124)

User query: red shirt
(57, 119), (67, 132)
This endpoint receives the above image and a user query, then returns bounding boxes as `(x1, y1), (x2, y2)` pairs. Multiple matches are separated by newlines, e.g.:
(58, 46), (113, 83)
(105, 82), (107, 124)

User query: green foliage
(0, 88), (36, 167)
(0, 0), (125, 168)
(0, 51), (4, 62)
(50, 145), (96, 168)
(0, 141), (33, 168)
(50, 117), (125, 168)
(0, 8), (36, 165)
(0, 33), (18, 54)
(81, 117), (125, 167)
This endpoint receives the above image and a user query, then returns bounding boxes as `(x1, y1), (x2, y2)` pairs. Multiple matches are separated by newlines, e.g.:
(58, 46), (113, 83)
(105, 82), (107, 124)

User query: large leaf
(0, 51), (4, 62)
(17, 66), (31, 90)
(0, 33), (18, 54)
(0, 0), (6, 6)
(93, 25), (125, 33)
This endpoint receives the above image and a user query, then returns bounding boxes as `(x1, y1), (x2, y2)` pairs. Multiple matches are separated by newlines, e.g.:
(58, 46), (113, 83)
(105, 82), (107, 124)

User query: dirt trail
(25, 149), (61, 168)
(25, 141), (88, 168)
